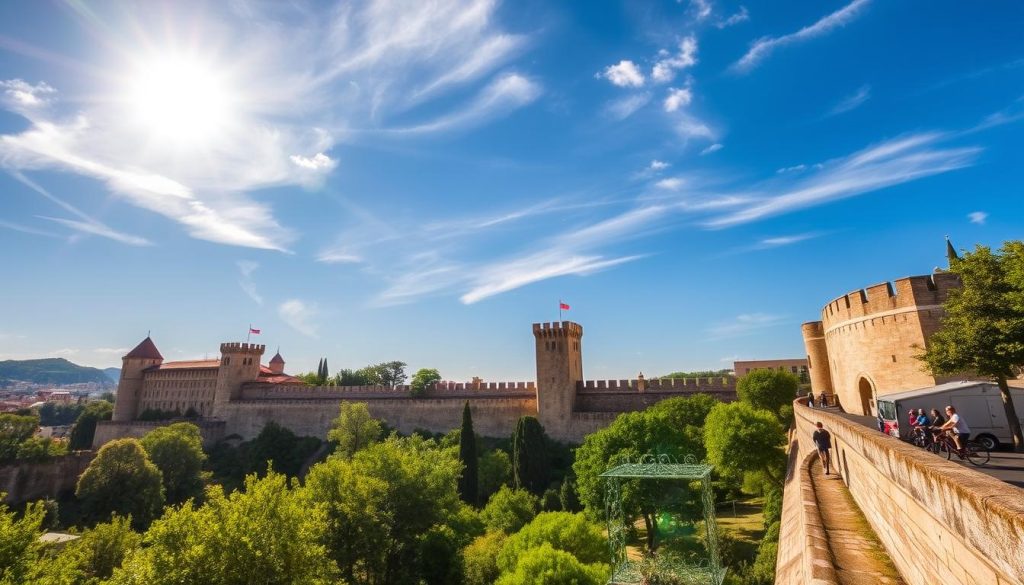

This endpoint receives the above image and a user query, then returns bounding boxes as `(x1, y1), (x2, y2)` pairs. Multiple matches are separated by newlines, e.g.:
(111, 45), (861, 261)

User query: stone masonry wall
(775, 437), (839, 585)
(93, 419), (226, 449)
(0, 452), (94, 504)
(788, 400), (1024, 585)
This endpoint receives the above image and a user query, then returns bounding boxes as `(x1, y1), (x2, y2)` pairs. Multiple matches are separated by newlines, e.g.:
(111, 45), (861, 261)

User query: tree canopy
(919, 242), (1024, 451)
(140, 422), (207, 505)
(512, 416), (549, 495)
(76, 439), (165, 530)
(69, 400), (114, 450)
(704, 402), (786, 483)
(736, 368), (800, 421)
(326, 402), (382, 459)
(458, 402), (478, 504)
(410, 368), (442, 397)
(0, 413), (39, 463)
(481, 486), (538, 534)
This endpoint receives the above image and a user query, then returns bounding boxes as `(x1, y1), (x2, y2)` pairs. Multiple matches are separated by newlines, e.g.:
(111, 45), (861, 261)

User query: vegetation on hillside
(660, 369), (734, 379)
(0, 358), (112, 385)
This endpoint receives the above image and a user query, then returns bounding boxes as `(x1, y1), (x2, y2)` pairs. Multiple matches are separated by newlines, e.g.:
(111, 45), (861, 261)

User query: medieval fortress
(96, 321), (737, 446)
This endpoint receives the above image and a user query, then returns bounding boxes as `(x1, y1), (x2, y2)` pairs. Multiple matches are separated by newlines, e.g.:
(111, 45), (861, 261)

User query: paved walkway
(808, 457), (906, 585)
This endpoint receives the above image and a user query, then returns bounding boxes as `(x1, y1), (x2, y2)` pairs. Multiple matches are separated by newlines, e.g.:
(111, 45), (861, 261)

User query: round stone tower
(212, 342), (265, 417)
(800, 321), (833, 399)
(533, 321), (584, 436)
(113, 336), (163, 421)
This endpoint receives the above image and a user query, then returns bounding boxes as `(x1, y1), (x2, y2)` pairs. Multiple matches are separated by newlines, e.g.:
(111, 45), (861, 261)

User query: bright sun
(127, 56), (232, 145)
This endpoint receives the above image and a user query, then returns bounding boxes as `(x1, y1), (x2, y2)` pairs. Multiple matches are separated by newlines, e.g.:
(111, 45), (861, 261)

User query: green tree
(704, 402), (786, 484)
(496, 511), (606, 574)
(327, 402), (383, 459)
(248, 422), (322, 478)
(15, 436), (67, 462)
(919, 242), (1024, 451)
(477, 449), (512, 505)
(660, 369), (732, 379)
(321, 358), (329, 383)
(110, 472), (338, 585)
(140, 423), (206, 505)
(34, 515), (142, 585)
(0, 413), (39, 462)
(302, 436), (461, 584)
(418, 524), (463, 585)
(76, 439), (164, 530)
(559, 478), (581, 513)
(410, 368), (442, 397)
(512, 416), (549, 495)
(463, 531), (507, 585)
(495, 543), (607, 585)
(736, 368), (799, 421)
(0, 498), (46, 585)
(376, 361), (408, 386)
(37, 402), (84, 426)
(480, 486), (538, 534)
(572, 395), (712, 550)
(99, 392), (115, 404)
(458, 402), (478, 504)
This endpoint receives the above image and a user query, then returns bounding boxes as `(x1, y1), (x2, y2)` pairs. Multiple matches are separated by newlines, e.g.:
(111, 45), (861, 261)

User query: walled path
(809, 457), (906, 585)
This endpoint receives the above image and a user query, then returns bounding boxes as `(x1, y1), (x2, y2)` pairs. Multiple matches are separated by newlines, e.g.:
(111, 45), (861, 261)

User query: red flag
(249, 327), (261, 334)
(559, 302), (570, 311)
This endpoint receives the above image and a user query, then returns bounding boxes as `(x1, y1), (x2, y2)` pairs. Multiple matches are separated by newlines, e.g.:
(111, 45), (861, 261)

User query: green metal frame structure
(599, 454), (725, 585)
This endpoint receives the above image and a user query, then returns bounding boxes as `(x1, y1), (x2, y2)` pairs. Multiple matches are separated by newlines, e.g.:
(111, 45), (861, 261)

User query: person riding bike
(939, 405), (970, 453)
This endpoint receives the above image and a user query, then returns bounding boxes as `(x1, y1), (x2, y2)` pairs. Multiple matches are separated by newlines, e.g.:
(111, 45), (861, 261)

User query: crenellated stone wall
(775, 437), (839, 585)
(779, 399), (1024, 585)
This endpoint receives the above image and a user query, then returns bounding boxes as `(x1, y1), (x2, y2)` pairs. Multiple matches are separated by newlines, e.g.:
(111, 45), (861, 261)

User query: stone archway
(857, 376), (875, 416)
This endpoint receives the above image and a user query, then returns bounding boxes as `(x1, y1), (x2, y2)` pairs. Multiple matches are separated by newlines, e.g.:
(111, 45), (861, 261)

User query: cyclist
(940, 405), (970, 453)
(929, 408), (945, 428)
(812, 422), (832, 475)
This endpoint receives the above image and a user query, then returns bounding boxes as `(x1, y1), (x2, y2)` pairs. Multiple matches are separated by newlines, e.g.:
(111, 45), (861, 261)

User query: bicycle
(930, 430), (990, 466)
(910, 427), (932, 449)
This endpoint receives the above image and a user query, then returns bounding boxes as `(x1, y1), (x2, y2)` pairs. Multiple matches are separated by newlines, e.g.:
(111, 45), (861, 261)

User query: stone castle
(96, 321), (736, 446)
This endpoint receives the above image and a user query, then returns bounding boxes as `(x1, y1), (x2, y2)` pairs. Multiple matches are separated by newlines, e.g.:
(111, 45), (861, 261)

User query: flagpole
(246, 324), (251, 344)
(559, 300), (562, 322)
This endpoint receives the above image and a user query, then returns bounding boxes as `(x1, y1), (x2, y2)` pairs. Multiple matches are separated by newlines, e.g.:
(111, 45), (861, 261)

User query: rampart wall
(779, 399), (1024, 585)
(775, 439), (838, 585)
(0, 452), (94, 504)
(574, 377), (736, 413)
(93, 419), (226, 449)
(238, 381), (535, 401)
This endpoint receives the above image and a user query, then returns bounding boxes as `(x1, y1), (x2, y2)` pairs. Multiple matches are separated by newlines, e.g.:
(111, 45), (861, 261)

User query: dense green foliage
(481, 486), (538, 534)
(495, 542), (607, 585)
(458, 402), (479, 504)
(705, 402), (786, 483)
(327, 402), (382, 459)
(69, 400), (114, 450)
(660, 369), (733, 379)
(76, 439), (164, 530)
(410, 368), (442, 397)
(736, 369), (799, 421)
(573, 395), (714, 550)
(512, 416), (549, 495)
(111, 472), (338, 585)
(0, 413), (41, 463)
(207, 422), (323, 491)
(30, 516), (142, 584)
(301, 436), (463, 584)
(37, 402), (85, 426)
(0, 358), (111, 385)
(0, 499), (46, 585)
(463, 531), (507, 585)
(496, 512), (606, 573)
(140, 423), (206, 505)
(919, 241), (1024, 451)
(477, 448), (512, 505)
(15, 436), (67, 461)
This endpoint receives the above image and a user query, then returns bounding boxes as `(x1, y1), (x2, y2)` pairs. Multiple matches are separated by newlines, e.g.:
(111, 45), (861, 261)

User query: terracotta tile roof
(151, 360), (220, 370)
(258, 371), (304, 384)
(125, 337), (163, 360)
(269, 352), (285, 364)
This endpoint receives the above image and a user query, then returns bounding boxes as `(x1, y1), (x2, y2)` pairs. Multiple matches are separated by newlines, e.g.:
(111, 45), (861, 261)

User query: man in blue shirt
(812, 422), (832, 475)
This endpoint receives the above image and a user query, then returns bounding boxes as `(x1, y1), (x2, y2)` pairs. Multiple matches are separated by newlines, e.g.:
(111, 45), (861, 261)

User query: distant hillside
(103, 368), (121, 382)
(0, 358), (113, 385)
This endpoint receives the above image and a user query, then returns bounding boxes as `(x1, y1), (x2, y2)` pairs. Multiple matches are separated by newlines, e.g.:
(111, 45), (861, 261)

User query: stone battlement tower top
(533, 321), (583, 434)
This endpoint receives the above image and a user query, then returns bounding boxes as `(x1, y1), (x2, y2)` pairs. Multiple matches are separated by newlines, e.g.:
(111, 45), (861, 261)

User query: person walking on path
(807, 391), (815, 409)
(812, 422), (833, 475)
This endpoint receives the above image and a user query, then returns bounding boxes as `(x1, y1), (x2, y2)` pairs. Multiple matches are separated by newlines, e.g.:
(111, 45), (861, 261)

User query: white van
(875, 380), (1024, 450)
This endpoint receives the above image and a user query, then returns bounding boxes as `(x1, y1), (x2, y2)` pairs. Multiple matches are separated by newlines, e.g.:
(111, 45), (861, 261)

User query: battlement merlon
(801, 321), (826, 339)
(820, 273), (961, 326)
(532, 321), (583, 338)
(219, 342), (266, 354)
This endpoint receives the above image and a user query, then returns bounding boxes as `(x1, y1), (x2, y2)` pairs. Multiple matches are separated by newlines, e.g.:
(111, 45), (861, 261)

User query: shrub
(480, 486), (537, 534)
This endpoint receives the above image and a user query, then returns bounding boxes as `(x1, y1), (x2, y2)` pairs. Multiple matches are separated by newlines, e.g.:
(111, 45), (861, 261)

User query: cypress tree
(512, 416), (549, 495)
(316, 358), (324, 382)
(457, 401), (478, 504)
(322, 358), (330, 383)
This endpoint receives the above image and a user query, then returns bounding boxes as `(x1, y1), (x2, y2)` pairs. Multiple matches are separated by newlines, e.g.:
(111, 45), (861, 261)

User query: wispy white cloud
(968, 211), (988, 225)
(674, 115), (715, 140)
(289, 152), (336, 170)
(93, 347), (130, 355)
(776, 164), (808, 174)
(393, 73), (542, 133)
(605, 93), (652, 120)
(0, 79), (55, 109)
(0, 219), (60, 238)
(828, 84), (871, 116)
(708, 313), (785, 339)
(461, 253), (642, 304)
(655, 177), (685, 190)
(663, 87), (693, 112)
(732, 0), (870, 73)
(688, 0), (713, 21)
(652, 36), (698, 84)
(52, 348), (80, 357)
(706, 132), (980, 228)
(969, 95), (1024, 132)
(237, 261), (263, 305)
(758, 233), (820, 247)
(716, 6), (750, 29)
(599, 60), (646, 88)
(9, 171), (151, 246)
(700, 143), (723, 155)
(649, 160), (670, 171)
(278, 299), (319, 338)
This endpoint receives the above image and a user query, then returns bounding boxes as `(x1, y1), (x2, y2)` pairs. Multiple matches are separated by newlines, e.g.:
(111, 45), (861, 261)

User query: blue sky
(1, 0), (1022, 381)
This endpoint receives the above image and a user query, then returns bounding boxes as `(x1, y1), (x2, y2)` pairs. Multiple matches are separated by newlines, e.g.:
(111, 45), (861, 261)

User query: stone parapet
(788, 399), (1024, 585)
(238, 382), (536, 401)
(775, 438), (840, 585)
(820, 273), (959, 329)
(577, 377), (736, 391)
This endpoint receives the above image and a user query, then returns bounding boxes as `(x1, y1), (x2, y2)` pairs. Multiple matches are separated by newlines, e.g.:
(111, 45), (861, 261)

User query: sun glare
(127, 56), (232, 145)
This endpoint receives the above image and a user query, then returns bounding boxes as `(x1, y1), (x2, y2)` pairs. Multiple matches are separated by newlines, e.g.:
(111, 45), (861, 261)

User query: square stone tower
(533, 321), (583, 435)
(212, 342), (265, 417)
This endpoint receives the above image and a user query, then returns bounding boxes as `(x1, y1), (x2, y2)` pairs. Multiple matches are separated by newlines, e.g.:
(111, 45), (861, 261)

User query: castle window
(224, 357), (230, 366)
(892, 355), (897, 363)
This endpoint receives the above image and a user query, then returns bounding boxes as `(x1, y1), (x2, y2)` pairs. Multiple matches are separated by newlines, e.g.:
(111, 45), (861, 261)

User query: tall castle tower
(113, 337), (163, 421)
(800, 321), (834, 398)
(212, 342), (265, 417)
(533, 321), (584, 433)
